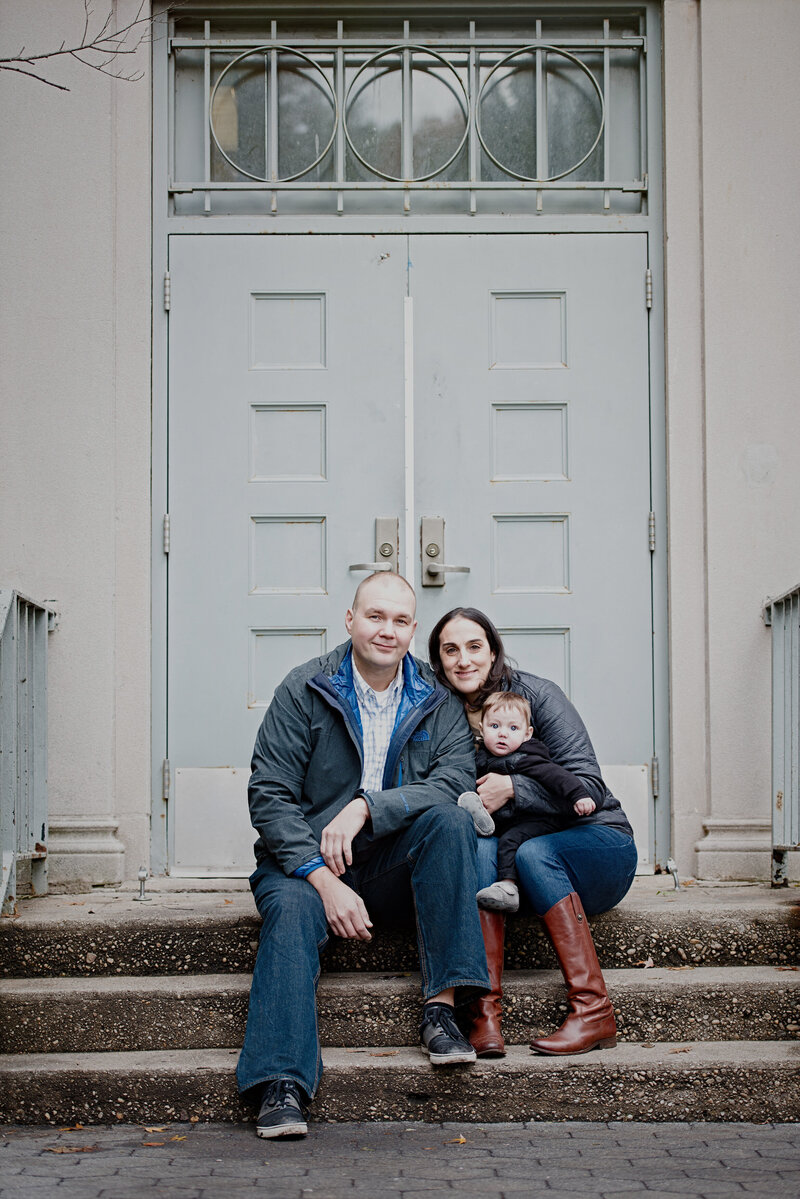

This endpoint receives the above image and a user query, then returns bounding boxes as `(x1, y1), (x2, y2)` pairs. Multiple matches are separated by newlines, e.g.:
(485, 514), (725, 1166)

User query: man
(237, 572), (489, 1138)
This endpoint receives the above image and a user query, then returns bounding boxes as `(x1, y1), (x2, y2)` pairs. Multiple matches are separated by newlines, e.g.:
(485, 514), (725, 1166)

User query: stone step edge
(5, 903), (797, 978)
(3, 967), (797, 1054)
(3, 964), (798, 995)
(1, 1043), (798, 1125)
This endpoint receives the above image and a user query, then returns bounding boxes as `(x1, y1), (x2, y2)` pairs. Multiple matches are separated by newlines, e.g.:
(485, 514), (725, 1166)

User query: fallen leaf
(144, 1126), (166, 1133)
(668, 1047), (692, 1054)
(447, 1135), (467, 1144)
(640, 1042), (654, 1048)
(777, 966), (799, 972)
(667, 965), (693, 971)
(223, 899), (233, 905)
(369, 1051), (398, 1058)
(633, 957), (655, 968)
(170, 1135), (187, 1142)
(189, 1115), (200, 1123)
(46, 1146), (97, 1154)
(59, 1124), (85, 1132)
(142, 1142), (166, 1147)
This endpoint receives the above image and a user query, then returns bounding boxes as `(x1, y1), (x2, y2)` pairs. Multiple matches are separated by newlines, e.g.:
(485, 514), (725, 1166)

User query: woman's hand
(476, 772), (514, 814)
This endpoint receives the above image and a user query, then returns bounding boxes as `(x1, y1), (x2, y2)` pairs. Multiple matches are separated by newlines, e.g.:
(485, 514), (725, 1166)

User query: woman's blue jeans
(237, 804), (489, 1103)
(476, 823), (637, 917)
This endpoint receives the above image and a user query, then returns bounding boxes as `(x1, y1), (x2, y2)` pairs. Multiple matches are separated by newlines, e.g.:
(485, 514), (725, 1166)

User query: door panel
(167, 235), (406, 872)
(166, 233), (654, 875)
(411, 235), (653, 771)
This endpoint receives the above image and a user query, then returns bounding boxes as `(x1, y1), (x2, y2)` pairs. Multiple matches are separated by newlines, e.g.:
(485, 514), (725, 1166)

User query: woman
(428, 607), (638, 1058)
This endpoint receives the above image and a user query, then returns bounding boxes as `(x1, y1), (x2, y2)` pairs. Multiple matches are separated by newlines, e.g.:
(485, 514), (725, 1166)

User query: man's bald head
(351, 571), (417, 615)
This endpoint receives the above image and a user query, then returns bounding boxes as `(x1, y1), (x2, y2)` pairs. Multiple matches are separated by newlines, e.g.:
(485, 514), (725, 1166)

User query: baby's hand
(573, 797), (596, 816)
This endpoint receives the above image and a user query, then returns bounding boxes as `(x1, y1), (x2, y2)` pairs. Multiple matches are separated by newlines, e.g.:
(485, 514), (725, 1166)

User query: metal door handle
(425, 562), (470, 576)
(421, 516), (470, 587)
(349, 518), (399, 574)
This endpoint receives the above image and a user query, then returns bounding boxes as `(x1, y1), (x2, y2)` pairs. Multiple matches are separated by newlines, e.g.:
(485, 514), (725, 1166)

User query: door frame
(151, 3), (667, 875)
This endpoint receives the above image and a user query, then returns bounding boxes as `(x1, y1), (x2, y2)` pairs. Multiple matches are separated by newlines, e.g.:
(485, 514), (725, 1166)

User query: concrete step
(2, 967), (799, 1054)
(2, 879), (798, 977)
(1, 1043), (798, 1125)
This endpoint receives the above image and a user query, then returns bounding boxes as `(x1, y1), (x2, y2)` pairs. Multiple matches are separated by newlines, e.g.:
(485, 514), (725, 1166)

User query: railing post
(0, 590), (56, 914)
(764, 585), (800, 887)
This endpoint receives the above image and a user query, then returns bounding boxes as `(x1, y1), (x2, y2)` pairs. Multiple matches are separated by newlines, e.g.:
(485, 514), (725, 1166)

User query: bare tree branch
(0, 1), (179, 89)
(0, 62), (70, 91)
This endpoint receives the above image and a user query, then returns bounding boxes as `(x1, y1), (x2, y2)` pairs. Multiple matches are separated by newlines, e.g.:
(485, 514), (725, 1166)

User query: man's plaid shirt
(352, 660), (404, 793)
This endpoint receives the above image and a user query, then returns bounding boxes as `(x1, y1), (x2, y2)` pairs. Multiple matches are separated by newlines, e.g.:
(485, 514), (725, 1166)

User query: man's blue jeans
(237, 804), (490, 1103)
(476, 824), (637, 916)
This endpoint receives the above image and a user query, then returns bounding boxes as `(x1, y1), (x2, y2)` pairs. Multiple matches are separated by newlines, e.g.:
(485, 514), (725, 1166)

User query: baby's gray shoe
(477, 880), (519, 913)
(458, 791), (495, 836)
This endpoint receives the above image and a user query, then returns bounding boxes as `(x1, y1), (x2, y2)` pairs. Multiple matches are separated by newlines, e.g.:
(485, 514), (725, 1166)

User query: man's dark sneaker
(420, 1003), (478, 1065)
(256, 1078), (309, 1139)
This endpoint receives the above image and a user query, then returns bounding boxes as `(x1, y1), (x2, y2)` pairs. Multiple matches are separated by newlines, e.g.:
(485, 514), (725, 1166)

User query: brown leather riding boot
(469, 909), (506, 1057)
(530, 892), (617, 1055)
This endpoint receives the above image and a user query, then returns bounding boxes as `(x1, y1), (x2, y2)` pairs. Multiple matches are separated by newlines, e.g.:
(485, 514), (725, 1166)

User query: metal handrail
(763, 584), (800, 886)
(0, 590), (57, 913)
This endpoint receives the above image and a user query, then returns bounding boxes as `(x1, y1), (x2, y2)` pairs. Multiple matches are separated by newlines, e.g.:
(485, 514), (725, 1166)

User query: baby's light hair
(480, 691), (532, 727)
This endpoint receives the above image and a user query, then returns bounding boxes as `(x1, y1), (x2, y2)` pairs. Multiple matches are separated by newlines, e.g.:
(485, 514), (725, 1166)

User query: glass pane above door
(169, 8), (649, 216)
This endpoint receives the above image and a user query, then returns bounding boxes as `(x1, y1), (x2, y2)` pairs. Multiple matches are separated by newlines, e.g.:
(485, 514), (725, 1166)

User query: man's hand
(476, 772), (514, 814)
(320, 796), (370, 876)
(308, 867), (373, 941)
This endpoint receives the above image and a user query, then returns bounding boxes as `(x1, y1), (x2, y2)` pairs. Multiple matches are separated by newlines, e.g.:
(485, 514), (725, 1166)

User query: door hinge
(163, 513), (171, 554)
(648, 511), (656, 553)
(645, 267), (653, 309)
(164, 271), (171, 311)
(651, 755), (659, 798)
(162, 758), (171, 801)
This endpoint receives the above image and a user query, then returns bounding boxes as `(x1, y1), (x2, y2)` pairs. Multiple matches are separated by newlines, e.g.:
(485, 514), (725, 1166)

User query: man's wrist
(353, 792), (371, 822)
(307, 864), (337, 892)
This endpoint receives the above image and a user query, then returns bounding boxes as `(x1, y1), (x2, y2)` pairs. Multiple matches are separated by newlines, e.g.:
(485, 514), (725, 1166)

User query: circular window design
(210, 46), (338, 183)
(344, 46), (469, 182)
(476, 46), (605, 182)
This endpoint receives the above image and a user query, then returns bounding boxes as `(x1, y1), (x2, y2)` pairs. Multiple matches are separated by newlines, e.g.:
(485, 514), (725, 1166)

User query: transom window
(169, 9), (648, 216)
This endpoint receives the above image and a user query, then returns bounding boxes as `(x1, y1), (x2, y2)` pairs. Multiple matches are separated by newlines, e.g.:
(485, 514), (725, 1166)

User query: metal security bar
(168, 13), (648, 215)
(0, 591), (56, 913)
(763, 584), (800, 886)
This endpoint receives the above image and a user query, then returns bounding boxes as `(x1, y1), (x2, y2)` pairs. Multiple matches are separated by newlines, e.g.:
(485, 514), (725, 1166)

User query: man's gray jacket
(248, 641), (476, 874)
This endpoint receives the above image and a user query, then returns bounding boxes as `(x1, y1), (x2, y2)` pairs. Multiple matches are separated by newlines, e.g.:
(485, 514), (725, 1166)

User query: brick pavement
(1, 1121), (799, 1198)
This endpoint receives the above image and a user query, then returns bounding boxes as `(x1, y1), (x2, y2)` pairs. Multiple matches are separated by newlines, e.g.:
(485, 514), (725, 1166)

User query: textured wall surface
(0, 0), (152, 883)
(2, 1), (799, 881)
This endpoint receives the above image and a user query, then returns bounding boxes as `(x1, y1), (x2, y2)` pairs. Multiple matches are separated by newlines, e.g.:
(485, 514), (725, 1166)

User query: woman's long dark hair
(428, 607), (514, 711)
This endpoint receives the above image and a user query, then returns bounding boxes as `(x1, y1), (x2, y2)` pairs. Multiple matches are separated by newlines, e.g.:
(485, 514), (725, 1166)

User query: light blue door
(167, 235), (406, 873)
(166, 233), (654, 873)
(411, 235), (653, 860)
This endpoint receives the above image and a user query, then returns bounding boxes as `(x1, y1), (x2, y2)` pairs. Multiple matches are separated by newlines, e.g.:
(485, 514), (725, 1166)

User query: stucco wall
(664, 0), (800, 877)
(0, 0), (151, 886)
(2, 0), (798, 884)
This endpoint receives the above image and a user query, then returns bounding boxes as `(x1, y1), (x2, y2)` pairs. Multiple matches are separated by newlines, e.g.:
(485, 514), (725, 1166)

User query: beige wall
(2, 1), (798, 884)
(0, 0), (152, 887)
(664, 0), (800, 877)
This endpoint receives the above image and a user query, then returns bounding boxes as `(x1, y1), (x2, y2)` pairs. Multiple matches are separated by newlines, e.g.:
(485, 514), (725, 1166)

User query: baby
(458, 692), (597, 913)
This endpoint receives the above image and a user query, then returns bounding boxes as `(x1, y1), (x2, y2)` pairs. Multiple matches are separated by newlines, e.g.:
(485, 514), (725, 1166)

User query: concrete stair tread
(3, 966), (797, 1055)
(2, 1040), (797, 1071)
(2, 1043), (798, 1124)
(3, 877), (797, 975)
(3, 963), (798, 993)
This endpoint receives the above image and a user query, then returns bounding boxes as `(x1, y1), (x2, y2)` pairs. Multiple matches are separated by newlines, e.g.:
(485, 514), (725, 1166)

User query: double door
(166, 233), (654, 873)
